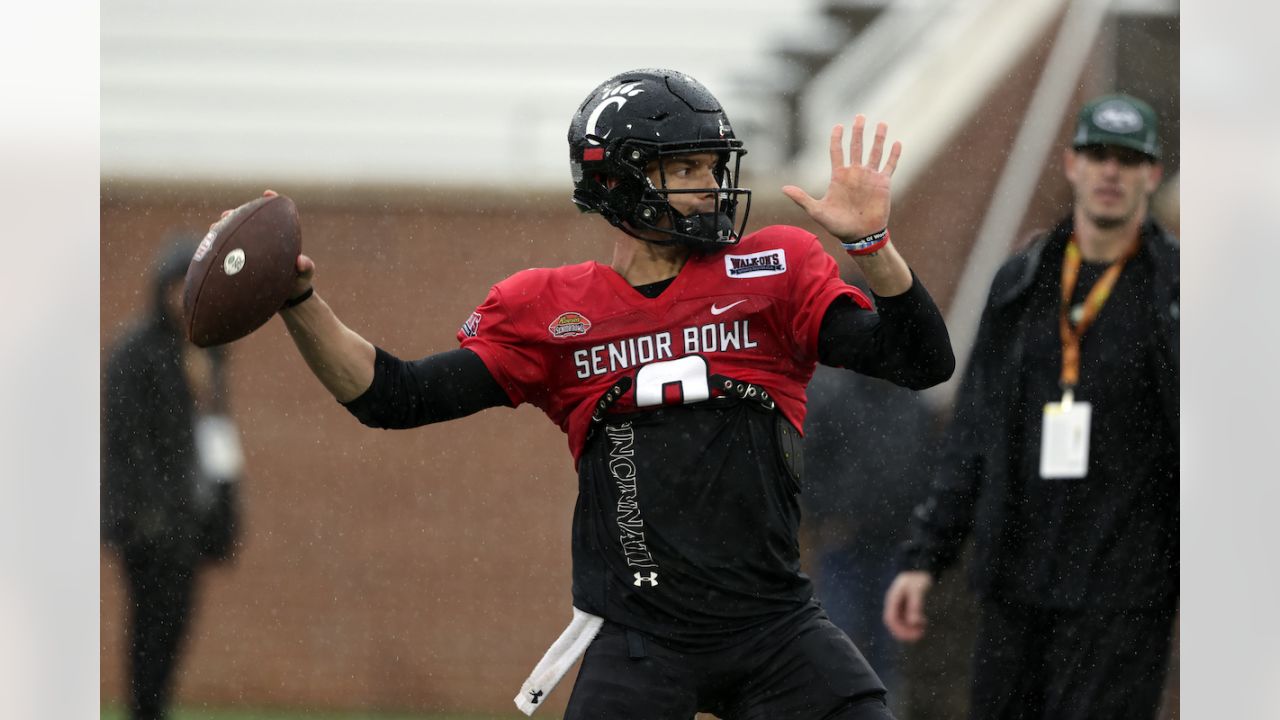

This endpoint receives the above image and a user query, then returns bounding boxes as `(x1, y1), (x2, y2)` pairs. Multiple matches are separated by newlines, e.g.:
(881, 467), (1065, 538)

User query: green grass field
(101, 707), (525, 720)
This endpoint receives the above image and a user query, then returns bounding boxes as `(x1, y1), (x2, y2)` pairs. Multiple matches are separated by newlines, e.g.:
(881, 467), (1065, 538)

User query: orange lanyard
(1058, 235), (1139, 392)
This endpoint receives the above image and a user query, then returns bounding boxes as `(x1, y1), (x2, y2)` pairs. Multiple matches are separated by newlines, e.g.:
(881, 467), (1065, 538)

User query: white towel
(514, 607), (605, 716)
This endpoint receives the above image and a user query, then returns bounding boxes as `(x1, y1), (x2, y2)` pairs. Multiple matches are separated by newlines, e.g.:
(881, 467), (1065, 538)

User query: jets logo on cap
(1092, 100), (1144, 134)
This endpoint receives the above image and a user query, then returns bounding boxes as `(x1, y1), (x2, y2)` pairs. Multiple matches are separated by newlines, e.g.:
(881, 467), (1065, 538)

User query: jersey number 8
(634, 356), (710, 407)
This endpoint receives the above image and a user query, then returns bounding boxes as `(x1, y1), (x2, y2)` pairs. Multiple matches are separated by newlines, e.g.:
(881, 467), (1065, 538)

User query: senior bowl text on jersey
(573, 320), (757, 380)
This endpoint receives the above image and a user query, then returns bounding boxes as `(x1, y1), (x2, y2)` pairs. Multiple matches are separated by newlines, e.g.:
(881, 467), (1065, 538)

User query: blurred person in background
(102, 239), (244, 720)
(883, 93), (1178, 719)
(259, 68), (953, 718)
(802, 357), (936, 711)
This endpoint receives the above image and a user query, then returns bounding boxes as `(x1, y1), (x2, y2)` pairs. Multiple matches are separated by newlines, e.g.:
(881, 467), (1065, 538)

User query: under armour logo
(528, 689), (544, 704)
(633, 571), (659, 587)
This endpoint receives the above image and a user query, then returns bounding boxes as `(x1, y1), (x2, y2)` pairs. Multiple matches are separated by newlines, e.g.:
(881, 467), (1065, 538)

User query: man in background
(883, 93), (1178, 719)
(102, 239), (244, 720)
(802, 360), (936, 711)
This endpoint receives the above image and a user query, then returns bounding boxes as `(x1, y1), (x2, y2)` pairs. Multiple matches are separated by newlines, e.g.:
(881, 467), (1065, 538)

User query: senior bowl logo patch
(461, 311), (482, 338)
(549, 312), (592, 339)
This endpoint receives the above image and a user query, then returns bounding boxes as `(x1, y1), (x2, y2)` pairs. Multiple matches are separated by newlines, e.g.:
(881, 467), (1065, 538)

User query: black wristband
(281, 286), (314, 310)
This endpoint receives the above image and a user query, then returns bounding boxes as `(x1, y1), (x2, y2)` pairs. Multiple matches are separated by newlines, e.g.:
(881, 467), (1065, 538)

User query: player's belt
(709, 374), (777, 411)
(588, 373), (777, 429)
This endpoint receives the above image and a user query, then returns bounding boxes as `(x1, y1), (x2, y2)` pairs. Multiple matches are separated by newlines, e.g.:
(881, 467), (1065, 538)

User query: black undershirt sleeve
(341, 347), (512, 429)
(817, 272), (955, 390)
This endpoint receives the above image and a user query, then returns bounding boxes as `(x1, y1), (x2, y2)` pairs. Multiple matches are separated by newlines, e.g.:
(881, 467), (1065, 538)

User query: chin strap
(614, 210), (738, 252)
(673, 211), (735, 244)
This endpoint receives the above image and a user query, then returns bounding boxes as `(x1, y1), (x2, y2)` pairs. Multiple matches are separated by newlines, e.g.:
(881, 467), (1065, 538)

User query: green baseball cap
(1072, 93), (1161, 160)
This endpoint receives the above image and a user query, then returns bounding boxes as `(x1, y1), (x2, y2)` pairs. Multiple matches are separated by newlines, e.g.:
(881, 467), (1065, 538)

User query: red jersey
(459, 225), (870, 461)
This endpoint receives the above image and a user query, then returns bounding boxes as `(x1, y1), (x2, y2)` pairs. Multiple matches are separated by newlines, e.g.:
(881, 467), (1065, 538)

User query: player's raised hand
(782, 115), (901, 243)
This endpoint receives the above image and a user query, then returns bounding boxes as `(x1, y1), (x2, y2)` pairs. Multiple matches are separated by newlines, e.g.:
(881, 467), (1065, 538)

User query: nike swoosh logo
(711, 299), (747, 316)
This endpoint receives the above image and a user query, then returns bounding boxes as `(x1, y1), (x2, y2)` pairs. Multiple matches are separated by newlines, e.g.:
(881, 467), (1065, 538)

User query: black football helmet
(568, 68), (751, 252)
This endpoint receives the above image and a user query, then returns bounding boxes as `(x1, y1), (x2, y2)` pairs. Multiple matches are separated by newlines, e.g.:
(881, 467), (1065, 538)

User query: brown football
(183, 194), (302, 347)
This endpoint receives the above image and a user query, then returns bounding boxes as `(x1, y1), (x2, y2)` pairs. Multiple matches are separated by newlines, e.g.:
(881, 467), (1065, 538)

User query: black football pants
(123, 546), (199, 720)
(969, 598), (1175, 720)
(564, 612), (896, 719)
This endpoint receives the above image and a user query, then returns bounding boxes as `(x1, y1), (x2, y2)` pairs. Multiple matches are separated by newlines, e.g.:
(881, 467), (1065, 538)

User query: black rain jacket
(101, 244), (240, 562)
(896, 216), (1178, 606)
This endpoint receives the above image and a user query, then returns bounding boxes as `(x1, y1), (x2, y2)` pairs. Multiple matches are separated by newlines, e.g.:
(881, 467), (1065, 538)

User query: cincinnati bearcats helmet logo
(585, 82), (645, 145)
